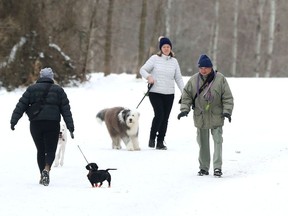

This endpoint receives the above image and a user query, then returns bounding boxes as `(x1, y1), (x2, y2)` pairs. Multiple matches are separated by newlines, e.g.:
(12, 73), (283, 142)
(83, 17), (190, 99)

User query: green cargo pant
(196, 127), (223, 172)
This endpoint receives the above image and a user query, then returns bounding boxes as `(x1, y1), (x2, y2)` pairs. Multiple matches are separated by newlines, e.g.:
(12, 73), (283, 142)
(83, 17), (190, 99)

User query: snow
(49, 43), (71, 61)
(0, 37), (26, 69)
(1, 73), (288, 216)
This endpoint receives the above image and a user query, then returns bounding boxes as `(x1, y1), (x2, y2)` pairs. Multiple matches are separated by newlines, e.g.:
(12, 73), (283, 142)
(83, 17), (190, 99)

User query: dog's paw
(126, 142), (134, 151)
(126, 145), (134, 151)
(113, 145), (122, 150)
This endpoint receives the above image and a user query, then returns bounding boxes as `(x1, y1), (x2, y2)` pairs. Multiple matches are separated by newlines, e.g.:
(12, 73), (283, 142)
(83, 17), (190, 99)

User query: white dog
(54, 123), (67, 167)
(96, 107), (140, 151)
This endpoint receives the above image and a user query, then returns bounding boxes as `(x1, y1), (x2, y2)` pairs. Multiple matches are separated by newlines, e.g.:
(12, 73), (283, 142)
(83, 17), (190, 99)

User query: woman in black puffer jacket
(10, 67), (74, 186)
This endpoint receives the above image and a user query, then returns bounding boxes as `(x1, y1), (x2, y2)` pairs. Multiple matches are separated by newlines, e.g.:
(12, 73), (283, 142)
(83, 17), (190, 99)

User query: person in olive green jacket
(178, 54), (234, 177)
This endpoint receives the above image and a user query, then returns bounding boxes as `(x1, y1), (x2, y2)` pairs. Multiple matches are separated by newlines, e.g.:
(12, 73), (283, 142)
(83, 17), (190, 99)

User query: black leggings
(30, 120), (60, 173)
(148, 92), (174, 142)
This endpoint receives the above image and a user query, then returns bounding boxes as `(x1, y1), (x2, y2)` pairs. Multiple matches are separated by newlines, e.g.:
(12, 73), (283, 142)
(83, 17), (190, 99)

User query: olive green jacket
(180, 72), (234, 129)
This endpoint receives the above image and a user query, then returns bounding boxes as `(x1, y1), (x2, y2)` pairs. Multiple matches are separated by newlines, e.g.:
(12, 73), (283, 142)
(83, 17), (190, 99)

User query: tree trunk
(265, 0), (276, 77)
(165, 0), (172, 37)
(231, 0), (239, 77)
(254, 0), (265, 77)
(104, 0), (114, 76)
(81, 0), (99, 81)
(136, 0), (147, 78)
(211, 0), (219, 68)
(147, 0), (164, 58)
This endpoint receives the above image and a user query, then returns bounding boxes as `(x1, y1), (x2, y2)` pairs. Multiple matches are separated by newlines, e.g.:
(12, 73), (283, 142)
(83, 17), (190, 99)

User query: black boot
(41, 164), (51, 186)
(41, 169), (50, 186)
(156, 141), (167, 150)
(214, 168), (222, 177)
(198, 169), (209, 176)
(148, 140), (155, 148)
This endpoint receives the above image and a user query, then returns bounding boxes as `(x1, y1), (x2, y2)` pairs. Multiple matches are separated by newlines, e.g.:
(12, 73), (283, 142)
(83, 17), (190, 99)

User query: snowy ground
(0, 73), (288, 216)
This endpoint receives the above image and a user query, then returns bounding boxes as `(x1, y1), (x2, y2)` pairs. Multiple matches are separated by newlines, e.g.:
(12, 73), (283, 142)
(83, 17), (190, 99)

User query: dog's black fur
(85, 163), (117, 187)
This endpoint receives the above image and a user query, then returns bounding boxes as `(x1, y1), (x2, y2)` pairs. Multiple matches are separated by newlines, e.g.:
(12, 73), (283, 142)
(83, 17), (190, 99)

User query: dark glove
(177, 111), (188, 120)
(178, 97), (182, 104)
(11, 124), (15, 131)
(68, 128), (74, 139)
(222, 113), (231, 123)
(70, 131), (74, 139)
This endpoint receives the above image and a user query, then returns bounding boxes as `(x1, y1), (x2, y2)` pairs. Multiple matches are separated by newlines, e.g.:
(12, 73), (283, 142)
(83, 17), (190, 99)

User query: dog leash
(78, 145), (118, 172)
(77, 145), (89, 164)
(136, 83), (153, 109)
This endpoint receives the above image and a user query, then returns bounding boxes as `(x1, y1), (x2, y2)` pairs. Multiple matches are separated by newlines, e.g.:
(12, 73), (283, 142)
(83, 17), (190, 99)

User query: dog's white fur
(118, 109), (140, 151)
(96, 107), (140, 151)
(54, 123), (67, 167)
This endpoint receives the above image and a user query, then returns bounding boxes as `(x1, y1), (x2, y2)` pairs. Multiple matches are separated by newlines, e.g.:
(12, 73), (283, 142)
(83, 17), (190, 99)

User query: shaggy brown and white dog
(96, 107), (140, 151)
(54, 123), (67, 167)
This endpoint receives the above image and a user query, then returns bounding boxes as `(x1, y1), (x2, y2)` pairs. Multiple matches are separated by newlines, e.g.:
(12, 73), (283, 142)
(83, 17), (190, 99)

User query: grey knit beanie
(40, 67), (54, 79)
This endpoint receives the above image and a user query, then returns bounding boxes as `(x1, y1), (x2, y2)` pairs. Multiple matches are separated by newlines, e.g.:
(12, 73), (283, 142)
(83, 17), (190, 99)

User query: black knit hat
(159, 36), (172, 50)
(198, 54), (213, 68)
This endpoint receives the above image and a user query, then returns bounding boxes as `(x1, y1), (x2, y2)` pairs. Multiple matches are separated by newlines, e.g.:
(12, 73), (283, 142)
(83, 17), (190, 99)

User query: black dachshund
(85, 163), (117, 187)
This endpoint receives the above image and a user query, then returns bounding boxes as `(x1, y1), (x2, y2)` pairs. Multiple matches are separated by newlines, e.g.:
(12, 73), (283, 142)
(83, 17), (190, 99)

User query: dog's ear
(91, 163), (99, 171)
(86, 163), (98, 171)
(122, 109), (131, 120)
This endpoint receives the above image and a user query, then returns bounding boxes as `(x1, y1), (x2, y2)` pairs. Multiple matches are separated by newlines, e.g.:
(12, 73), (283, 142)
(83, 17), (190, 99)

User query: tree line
(0, 0), (287, 91)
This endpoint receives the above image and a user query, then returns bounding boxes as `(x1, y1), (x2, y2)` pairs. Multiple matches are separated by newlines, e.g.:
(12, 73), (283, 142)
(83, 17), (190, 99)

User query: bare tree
(264, 0), (276, 77)
(81, 0), (99, 79)
(165, 0), (172, 37)
(2, 0), (288, 91)
(210, 0), (219, 68)
(231, 0), (239, 76)
(104, 0), (114, 76)
(147, 0), (165, 57)
(136, 0), (147, 78)
(254, 0), (265, 77)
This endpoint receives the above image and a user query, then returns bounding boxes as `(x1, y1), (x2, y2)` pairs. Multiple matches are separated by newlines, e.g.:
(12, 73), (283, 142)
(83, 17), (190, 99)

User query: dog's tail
(106, 168), (117, 171)
(96, 109), (107, 124)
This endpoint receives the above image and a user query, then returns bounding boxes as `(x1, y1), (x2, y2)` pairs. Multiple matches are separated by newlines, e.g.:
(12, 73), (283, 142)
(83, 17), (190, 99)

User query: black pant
(148, 92), (174, 142)
(30, 120), (60, 173)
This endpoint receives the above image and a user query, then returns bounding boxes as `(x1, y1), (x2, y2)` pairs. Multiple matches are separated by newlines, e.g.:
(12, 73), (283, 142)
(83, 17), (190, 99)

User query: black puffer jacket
(10, 77), (74, 132)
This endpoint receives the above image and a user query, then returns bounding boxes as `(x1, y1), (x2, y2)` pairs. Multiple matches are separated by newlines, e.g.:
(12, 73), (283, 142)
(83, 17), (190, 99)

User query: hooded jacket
(10, 77), (74, 132)
(180, 72), (233, 129)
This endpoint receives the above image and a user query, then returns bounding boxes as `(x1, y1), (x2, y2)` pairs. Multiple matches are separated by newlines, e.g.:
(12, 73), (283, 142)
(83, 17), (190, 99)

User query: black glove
(222, 113), (231, 123)
(68, 128), (74, 139)
(177, 111), (188, 120)
(11, 124), (15, 131)
(70, 131), (74, 139)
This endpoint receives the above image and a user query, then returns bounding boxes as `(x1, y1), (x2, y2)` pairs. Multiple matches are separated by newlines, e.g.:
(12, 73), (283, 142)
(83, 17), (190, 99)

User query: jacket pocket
(193, 108), (203, 127)
(211, 105), (223, 126)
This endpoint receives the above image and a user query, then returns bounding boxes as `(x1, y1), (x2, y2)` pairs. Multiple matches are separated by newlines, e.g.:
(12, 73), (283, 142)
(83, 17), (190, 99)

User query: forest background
(0, 0), (286, 90)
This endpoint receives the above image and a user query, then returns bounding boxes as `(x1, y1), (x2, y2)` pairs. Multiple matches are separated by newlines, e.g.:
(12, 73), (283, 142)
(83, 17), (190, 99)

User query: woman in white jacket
(140, 36), (184, 150)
